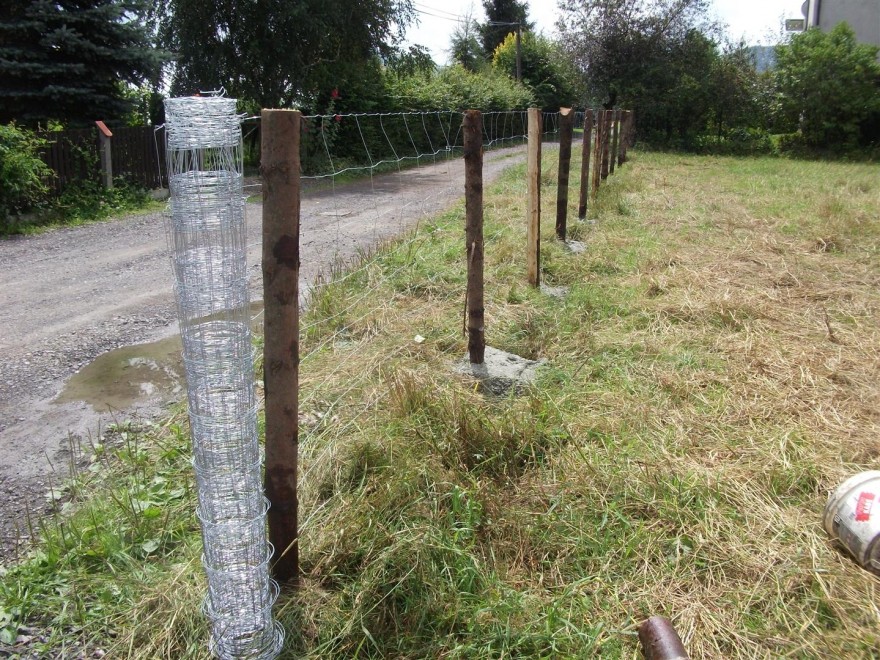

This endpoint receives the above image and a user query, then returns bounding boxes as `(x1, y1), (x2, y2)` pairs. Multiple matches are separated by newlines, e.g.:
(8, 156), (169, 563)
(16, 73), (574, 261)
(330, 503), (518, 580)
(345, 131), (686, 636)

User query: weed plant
(2, 150), (880, 657)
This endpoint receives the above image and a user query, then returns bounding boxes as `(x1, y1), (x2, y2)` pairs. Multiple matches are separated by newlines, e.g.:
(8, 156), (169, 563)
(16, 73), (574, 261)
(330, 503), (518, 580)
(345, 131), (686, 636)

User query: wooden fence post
(623, 110), (635, 163)
(626, 110), (636, 160)
(578, 109), (593, 219)
(601, 110), (612, 180)
(592, 110), (604, 199)
(464, 110), (485, 365)
(617, 111), (626, 166)
(610, 110), (620, 175)
(261, 109), (301, 585)
(527, 108), (541, 287)
(95, 121), (113, 189)
(555, 107), (574, 241)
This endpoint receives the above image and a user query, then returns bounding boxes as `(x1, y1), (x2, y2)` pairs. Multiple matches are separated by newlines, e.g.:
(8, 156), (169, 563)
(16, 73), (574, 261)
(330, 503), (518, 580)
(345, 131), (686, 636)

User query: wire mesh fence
(159, 98), (624, 656)
(164, 94), (282, 660)
(238, 109), (562, 300)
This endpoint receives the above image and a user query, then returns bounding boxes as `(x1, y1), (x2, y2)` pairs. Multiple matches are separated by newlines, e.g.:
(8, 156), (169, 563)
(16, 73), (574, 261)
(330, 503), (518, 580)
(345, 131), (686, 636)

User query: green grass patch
(1, 180), (162, 236)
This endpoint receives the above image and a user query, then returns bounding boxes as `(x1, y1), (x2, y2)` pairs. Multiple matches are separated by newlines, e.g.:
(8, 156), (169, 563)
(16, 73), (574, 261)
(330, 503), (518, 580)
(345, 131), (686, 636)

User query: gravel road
(0, 146), (527, 558)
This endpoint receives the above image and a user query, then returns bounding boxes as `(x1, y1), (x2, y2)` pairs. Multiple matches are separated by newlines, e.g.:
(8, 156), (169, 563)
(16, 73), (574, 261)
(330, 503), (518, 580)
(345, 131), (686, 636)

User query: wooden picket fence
(38, 125), (167, 195)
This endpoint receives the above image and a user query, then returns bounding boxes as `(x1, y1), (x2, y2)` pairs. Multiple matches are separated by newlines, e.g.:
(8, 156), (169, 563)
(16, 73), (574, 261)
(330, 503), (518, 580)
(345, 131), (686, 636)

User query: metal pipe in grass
(638, 616), (689, 660)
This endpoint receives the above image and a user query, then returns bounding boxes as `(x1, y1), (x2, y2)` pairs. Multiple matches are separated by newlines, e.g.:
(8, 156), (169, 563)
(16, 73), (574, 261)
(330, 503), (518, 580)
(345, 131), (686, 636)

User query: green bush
(386, 64), (534, 111)
(1, 128), (152, 235)
(693, 128), (776, 156)
(0, 123), (52, 225)
(492, 32), (582, 110)
(52, 178), (150, 225)
(775, 24), (880, 150)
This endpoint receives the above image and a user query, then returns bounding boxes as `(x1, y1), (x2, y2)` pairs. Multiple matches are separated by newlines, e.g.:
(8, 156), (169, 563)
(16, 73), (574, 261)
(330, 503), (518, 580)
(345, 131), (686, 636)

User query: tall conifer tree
(0, 0), (163, 125)
(479, 0), (533, 58)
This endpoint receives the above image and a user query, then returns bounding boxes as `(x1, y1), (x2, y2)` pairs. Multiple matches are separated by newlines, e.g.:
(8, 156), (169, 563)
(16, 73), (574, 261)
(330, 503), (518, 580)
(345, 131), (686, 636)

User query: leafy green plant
(775, 23), (880, 150)
(493, 32), (582, 109)
(386, 64), (534, 111)
(52, 178), (150, 225)
(0, 123), (52, 226)
(694, 127), (776, 156)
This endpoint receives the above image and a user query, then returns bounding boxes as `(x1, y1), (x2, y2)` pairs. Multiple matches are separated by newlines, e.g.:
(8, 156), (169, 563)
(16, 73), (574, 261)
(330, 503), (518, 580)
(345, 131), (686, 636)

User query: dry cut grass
(280, 152), (880, 658)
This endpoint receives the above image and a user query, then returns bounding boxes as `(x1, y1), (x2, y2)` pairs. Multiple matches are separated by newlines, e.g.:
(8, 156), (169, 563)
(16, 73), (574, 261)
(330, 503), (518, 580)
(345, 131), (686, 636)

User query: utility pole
(488, 20), (523, 82)
(516, 24), (522, 83)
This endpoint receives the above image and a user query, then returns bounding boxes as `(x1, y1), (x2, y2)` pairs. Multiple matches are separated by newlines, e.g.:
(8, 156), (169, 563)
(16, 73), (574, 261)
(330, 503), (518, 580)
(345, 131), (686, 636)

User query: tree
(0, 0), (164, 125)
(709, 43), (760, 138)
(153, 0), (416, 111)
(774, 23), (880, 149)
(480, 0), (533, 58)
(556, 0), (718, 143)
(492, 32), (581, 109)
(449, 18), (485, 72)
(385, 45), (435, 79)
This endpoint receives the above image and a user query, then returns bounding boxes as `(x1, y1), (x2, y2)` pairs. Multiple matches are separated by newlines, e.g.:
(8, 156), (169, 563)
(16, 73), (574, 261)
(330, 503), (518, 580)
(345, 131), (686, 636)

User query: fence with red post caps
(38, 124), (168, 194)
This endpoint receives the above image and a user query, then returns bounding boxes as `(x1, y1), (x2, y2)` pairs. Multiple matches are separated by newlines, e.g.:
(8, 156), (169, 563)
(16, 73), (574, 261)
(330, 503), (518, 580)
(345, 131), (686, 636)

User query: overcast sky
(405, 0), (800, 64)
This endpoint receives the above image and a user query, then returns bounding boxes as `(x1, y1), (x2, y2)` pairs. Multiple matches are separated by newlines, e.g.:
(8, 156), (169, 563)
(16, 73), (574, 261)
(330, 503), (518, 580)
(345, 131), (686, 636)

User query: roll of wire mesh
(164, 94), (283, 659)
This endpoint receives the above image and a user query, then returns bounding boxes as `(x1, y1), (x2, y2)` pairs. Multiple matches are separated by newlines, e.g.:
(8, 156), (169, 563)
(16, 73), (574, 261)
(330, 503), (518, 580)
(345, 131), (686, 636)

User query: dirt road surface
(0, 147), (527, 558)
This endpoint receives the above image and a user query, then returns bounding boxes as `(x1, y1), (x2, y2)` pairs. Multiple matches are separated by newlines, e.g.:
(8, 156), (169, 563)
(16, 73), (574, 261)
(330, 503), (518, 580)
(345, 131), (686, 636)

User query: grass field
(2, 148), (879, 658)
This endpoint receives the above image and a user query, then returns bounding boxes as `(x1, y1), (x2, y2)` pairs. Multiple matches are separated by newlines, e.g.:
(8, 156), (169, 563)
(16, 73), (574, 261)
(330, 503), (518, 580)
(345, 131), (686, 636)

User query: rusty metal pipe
(638, 616), (689, 660)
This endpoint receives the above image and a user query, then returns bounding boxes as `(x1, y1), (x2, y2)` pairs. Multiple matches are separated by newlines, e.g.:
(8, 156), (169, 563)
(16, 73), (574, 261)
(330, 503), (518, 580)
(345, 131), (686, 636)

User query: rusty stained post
(463, 110), (485, 364)
(261, 109), (301, 584)
(555, 107), (574, 241)
(638, 616), (690, 660)
(526, 107), (542, 287)
(577, 109), (593, 219)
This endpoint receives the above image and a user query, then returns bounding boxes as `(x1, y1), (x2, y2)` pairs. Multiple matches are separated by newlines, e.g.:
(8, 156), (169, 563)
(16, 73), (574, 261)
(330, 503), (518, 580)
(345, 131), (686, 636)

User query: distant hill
(748, 45), (777, 72)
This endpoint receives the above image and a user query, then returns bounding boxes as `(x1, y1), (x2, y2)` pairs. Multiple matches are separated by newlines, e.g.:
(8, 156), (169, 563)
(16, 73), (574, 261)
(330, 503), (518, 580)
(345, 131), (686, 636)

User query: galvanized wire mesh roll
(165, 95), (282, 659)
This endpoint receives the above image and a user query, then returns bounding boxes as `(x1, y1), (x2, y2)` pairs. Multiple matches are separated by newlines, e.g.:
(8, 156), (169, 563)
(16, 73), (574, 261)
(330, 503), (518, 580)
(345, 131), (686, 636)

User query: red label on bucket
(855, 492), (875, 522)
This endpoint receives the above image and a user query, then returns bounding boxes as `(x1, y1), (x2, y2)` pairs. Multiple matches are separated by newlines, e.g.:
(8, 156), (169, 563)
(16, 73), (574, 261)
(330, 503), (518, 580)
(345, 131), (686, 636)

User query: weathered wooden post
(610, 110), (620, 175)
(463, 110), (485, 364)
(601, 109), (612, 180)
(577, 109), (594, 219)
(527, 108), (541, 287)
(592, 110), (604, 199)
(555, 107), (574, 241)
(261, 109), (301, 584)
(622, 110), (635, 164)
(95, 121), (113, 189)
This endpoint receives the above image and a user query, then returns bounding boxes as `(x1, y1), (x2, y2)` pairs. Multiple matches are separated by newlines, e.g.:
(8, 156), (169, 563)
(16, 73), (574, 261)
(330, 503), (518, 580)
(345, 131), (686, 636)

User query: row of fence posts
(257, 105), (634, 587)
(527, 106), (634, 290)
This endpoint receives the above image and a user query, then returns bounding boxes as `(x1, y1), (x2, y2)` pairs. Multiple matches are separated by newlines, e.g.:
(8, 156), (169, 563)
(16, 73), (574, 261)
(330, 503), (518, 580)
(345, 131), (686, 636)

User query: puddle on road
(56, 302), (265, 411)
(55, 335), (185, 411)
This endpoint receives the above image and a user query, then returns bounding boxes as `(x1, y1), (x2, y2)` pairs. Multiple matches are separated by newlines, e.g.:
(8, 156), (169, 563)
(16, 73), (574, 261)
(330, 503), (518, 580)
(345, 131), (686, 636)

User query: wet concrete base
(540, 283), (570, 299)
(454, 346), (545, 396)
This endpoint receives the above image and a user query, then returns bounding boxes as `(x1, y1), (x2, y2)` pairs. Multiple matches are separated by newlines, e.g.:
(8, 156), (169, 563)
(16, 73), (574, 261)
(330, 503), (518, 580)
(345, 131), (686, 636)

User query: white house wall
(804, 0), (880, 48)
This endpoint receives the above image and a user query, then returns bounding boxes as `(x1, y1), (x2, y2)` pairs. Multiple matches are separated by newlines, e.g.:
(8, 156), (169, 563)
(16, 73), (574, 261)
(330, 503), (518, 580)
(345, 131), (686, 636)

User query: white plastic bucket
(824, 471), (880, 574)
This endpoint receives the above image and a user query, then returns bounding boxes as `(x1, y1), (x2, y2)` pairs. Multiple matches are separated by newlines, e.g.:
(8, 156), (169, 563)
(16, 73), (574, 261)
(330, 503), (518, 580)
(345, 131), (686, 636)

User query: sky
(404, 0), (801, 64)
